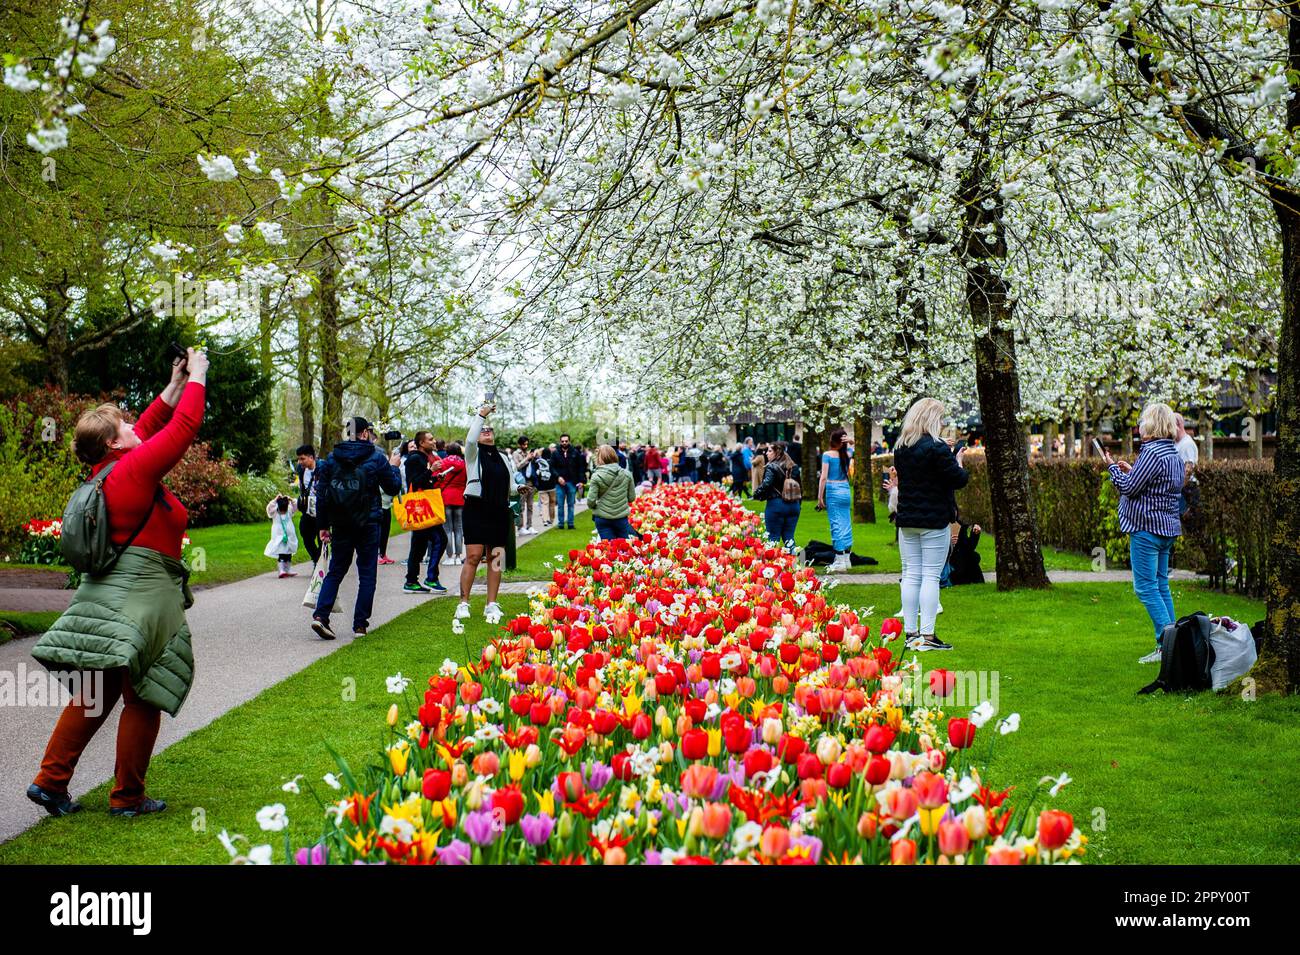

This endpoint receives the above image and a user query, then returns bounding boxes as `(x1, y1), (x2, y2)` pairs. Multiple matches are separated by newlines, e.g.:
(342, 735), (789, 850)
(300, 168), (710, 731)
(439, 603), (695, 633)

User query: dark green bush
(199, 472), (288, 527)
(955, 457), (1275, 594)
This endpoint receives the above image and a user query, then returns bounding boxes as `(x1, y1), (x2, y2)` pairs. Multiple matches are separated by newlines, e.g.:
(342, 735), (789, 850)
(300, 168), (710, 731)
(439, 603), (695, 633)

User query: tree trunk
(961, 159), (1050, 590)
(1265, 36), (1300, 689)
(852, 414), (876, 522)
(1200, 409), (1214, 461)
(801, 425), (820, 501)
(44, 279), (71, 392)
(1064, 419), (1076, 458)
(297, 305), (316, 449)
(318, 245), (343, 456)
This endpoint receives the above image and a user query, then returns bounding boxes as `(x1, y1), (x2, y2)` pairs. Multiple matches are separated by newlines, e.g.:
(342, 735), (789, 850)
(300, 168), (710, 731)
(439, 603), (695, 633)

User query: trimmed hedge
(953, 457), (1275, 595)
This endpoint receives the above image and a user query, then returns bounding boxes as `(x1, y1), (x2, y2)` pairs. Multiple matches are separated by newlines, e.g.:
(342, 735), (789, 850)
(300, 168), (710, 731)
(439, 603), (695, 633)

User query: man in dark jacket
(551, 434), (585, 530)
(402, 430), (449, 594)
(295, 444), (322, 564)
(310, 416), (402, 640)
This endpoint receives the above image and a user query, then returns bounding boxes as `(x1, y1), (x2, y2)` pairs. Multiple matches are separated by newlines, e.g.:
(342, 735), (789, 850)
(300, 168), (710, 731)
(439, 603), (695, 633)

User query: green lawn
(0, 594), (529, 865)
(1, 578), (1292, 864)
(0, 611), (61, 644)
(743, 498), (1101, 574)
(830, 581), (1295, 864)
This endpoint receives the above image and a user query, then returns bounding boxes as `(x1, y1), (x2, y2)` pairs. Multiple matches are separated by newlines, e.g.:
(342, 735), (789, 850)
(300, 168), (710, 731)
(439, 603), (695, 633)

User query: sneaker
(353, 626), (368, 638)
(936, 603), (944, 615)
(904, 633), (923, 650)
(110, 797), (167, 818)
(1138, 648), (1162, 664)
(917, 636), (953, 652)
(26, 783), (83, 817)
(312, 618), (336, 641)
(484, 602), (503, 624)
(378, 556), (396, 565)
(278, 571), (291, 579)
(404, 582), (431, 594)
(425, 581), (448, 594)
(454, 601), (472, 620)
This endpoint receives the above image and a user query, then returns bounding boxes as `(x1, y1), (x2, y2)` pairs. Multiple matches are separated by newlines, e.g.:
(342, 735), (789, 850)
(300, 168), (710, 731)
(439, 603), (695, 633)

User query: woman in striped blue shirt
(1102, 402), (1185, 664)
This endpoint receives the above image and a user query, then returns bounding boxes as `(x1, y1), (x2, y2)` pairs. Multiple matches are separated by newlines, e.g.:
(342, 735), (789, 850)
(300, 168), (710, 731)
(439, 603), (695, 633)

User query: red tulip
(743, 747), (774, 779)
(891, 838), (918, 865)
(529, 702), (551, 726)
(1037, 810), (1074, 851)
(938, 819), (971, 856)
(630, 712), (652, 740)
(863, 724), (897, 754)
(556, 771), (585, 802)
(681, 729), (709, 760)
(826, 762), (853, 790)
(422, 769), (451, 801)
(864, 754), (892, 785)
(928, 668), (956, 698)
(947, 718), (976, 749)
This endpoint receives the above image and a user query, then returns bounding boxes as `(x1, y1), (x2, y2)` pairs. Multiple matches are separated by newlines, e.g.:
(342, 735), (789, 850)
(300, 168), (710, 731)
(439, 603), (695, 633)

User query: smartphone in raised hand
(1092, 438), (1106, 458)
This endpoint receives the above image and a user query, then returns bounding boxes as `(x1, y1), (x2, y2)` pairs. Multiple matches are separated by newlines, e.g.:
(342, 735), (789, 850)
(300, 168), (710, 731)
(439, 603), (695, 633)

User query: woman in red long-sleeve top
(29, 349), (209, 820)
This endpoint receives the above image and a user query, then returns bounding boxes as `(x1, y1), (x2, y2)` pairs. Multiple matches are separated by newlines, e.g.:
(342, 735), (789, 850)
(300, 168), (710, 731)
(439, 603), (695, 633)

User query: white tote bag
(1208, 617), (1257, 691)
(302, 541), (332, 609)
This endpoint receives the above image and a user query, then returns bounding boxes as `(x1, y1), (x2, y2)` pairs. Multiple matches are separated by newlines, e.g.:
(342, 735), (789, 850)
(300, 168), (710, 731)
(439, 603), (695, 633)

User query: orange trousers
(34, 667), (161, 809)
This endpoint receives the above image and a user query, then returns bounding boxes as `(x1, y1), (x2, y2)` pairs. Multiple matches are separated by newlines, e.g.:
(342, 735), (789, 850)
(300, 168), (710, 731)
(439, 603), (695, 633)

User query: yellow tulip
(388, 742), (409, 777)
(386, 703), (400, 727)
(918, 805), (946, 837)
(623, 688), (643, 717)
(706, 728), (723, 758)
(534, 789), (556, 816)
(508, 749), (527, 782)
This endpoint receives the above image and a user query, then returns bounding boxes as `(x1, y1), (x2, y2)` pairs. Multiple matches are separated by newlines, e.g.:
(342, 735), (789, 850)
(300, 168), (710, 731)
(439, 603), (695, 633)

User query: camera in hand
(164, 340), (188, 367)
(383, 430), (402, 441)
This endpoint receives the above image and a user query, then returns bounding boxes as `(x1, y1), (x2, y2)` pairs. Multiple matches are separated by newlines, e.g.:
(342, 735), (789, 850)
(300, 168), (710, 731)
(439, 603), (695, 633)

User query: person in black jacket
(753, 441), (802, 545)
(551, 434), (584, 530)
(310, 417), (403, 640)
(893, 398), (969, 652)
(402, 431), (449, 594)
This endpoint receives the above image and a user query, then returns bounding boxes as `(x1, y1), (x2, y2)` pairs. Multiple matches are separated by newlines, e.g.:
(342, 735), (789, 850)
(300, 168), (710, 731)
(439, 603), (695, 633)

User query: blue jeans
(824, 480), (853, 551)
(556, 481), (577, 527)
(315, 521), (381, 631)
(764, 498), (800, 547)
(406, 524), (447, 585)
(593, 515), (636, 540)
(1130, 530), (1176, 642)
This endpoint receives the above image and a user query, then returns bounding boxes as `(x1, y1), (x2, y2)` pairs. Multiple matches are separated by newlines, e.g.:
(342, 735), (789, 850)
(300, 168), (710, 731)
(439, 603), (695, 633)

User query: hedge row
(950, 457), (1275, 595)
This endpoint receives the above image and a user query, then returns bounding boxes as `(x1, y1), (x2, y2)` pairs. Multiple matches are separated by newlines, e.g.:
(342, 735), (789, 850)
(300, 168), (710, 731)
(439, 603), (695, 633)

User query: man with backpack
(309, 417), (402, 640)
(533, 446), (557, 527)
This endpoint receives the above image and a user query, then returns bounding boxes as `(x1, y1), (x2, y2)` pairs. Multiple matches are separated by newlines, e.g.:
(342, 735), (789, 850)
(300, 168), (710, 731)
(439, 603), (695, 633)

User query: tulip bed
(254, 483), (1082, 865)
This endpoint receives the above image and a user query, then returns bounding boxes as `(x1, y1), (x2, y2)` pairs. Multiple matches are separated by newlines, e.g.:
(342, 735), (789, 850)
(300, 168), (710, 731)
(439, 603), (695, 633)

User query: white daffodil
(949, 776), (979, 805)
(244, 845), (273, 865)
(450, 618), (464, 634)
(733, 820), (763, 854)
(255, 803), (288, 832)
(1044, 772), (1073, 797)
(386, 672), (411, 694)
(323, 773), (342, 790)
(998, 713), (1021, 735)
(969, 700), (997, 728)
(216, 829), (239, 858)
(281, 774), (304, 795)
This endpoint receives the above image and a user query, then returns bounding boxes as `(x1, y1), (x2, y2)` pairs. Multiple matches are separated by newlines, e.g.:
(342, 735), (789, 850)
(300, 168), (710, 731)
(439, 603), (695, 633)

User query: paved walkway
(0, 503), (584, 844)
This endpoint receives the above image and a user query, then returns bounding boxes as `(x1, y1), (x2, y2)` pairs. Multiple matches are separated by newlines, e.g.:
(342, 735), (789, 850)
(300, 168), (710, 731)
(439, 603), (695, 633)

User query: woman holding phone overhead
(453, 399), (517, 626)
(28, 347), (209, 819)
(1101, 403), (1185, 664)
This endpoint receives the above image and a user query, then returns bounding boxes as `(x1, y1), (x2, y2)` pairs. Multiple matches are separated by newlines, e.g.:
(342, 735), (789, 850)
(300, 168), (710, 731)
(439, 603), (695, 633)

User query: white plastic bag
(302, 541), (332, 609)
(1208, 617), (1257, 691)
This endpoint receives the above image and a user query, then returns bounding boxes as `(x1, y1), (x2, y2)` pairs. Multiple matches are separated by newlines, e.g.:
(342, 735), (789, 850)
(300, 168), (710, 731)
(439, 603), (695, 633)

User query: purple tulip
(438, 839), (472, 865)
(583, 761), (613, 792)
(463, 810), (498, 846)
(792, 835), (823, 864)
(295, 843), (327, 865)
(520, 813), (555, 846)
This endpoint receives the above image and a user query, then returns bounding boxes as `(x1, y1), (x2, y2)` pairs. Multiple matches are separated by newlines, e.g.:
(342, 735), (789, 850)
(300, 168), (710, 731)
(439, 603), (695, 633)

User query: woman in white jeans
(892, 398), (969, 651)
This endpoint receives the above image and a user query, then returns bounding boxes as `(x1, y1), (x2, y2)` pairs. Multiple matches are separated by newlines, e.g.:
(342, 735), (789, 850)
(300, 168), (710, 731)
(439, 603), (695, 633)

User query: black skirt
(462, 495), (512, 550)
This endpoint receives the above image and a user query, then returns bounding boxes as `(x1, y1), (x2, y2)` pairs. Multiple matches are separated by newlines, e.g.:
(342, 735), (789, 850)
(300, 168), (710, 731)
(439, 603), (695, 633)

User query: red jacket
(434, 454), (467, 507)
(90, 384), (206, 560)
(645, 447), (662, 470)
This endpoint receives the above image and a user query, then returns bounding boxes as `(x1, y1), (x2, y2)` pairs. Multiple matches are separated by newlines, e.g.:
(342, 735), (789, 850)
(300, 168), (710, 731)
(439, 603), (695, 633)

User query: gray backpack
(61, 460), (160, 575)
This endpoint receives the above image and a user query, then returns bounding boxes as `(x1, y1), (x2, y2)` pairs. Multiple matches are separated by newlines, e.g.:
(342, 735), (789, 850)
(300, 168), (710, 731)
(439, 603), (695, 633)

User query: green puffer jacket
(31, 547), (195, 716)
(586, 463), (637, 519)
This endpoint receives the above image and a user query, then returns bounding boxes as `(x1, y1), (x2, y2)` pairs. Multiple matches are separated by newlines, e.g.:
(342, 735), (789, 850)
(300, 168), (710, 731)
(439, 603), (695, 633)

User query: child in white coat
(265, 495), (299, 578)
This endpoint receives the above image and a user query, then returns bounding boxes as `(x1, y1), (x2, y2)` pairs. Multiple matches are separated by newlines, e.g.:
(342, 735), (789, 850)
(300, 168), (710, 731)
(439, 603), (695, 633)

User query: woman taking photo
(754, 441), (802, 547)
(454, 403), (517, 626)
(586, 444), (639, 539)
(818, 427), (854, 572)
(28, 348), (209, 819)
(1103, 402), (1185, 664)
(893, 398), (968, 652)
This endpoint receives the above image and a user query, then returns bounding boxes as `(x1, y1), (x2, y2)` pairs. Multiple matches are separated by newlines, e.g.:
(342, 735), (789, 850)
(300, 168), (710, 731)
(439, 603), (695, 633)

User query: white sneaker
(454, 601), (471, 620)
(937, 603), (944, 615)
(483, 602), (503, 624)
(1138, 648), (1162, 664)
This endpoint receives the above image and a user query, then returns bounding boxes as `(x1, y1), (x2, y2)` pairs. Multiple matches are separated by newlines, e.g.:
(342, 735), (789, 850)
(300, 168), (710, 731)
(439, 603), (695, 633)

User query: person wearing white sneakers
(455, 402), (517, 624)
(893, 398), (968, 652)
